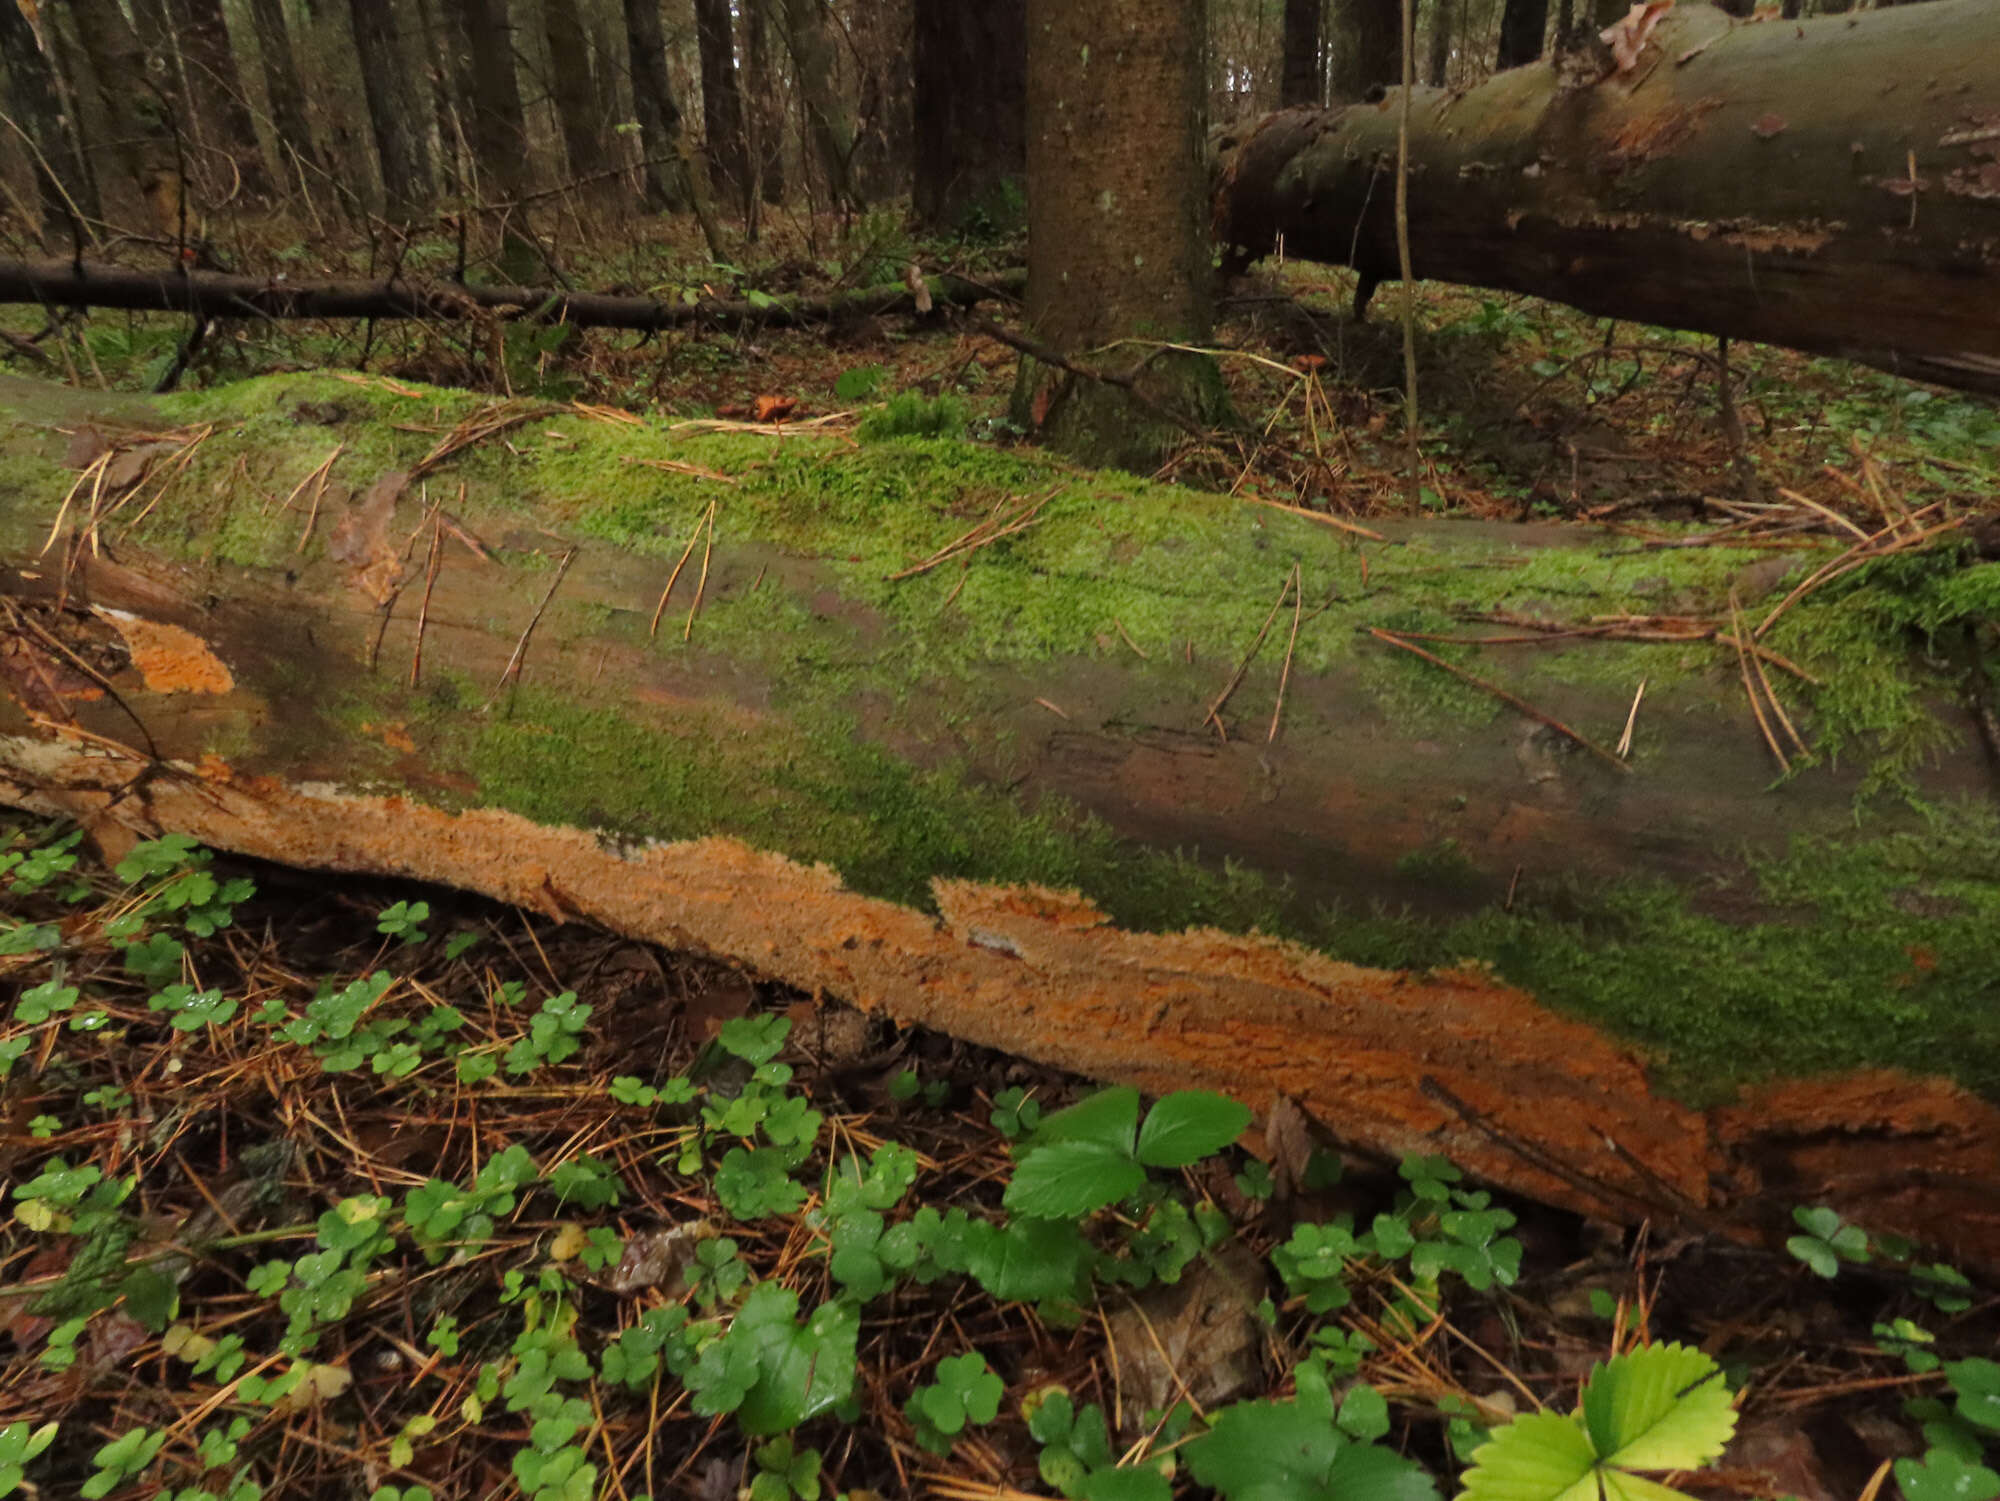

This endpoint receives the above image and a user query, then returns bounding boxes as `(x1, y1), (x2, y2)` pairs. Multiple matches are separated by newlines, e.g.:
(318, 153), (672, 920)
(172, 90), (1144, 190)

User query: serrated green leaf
(1462, 1412), (1597, 1501)
(1004, 1142), (1146, 1220)
(1135, 1091), (1251, 1168)
(1582, 1344), (1735, 1473)
(1029, 1087), (1141, 1155)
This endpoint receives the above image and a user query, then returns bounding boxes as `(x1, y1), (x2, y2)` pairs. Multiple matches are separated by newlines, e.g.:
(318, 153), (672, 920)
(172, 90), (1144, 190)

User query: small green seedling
(747, 1436), (823, 1501)
(377, 900), (430, 944)
(0, 1421), (57, 1496)
(1786, 1205), (1871, 1278)
(905, 1352), (1004, 1456)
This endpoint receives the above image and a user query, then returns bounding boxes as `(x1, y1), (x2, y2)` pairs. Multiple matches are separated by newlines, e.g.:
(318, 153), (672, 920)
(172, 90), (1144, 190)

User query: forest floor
(2, 211), (1998, 1501)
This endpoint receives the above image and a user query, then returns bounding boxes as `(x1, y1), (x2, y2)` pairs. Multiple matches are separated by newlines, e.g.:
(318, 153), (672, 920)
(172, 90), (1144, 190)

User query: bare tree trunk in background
(744, 0), (785, 209)
(348, 0), (437, 222)
(1016, 0), (1217, 469)
(0, 2), (94, 245)
(453, 0), (531, 202)
(1328, 0), (1399, 99)
(1427, 0), (1453, 84)
(245, 0), (327, 191)
(68, 0), (192, 237)
(1280, 0), (1324, 106)
(544, 0), (612, 200)
(413, 0), (471, 196)
(164, 0), (273, 197)
(621, 0), (689, 210)
(1495, 0), (1549, 67)
(692, 0), (749, 211)
(848, 0), (911, 203)
(911, 0), (1025, 230)
(772, 0), (857, 210)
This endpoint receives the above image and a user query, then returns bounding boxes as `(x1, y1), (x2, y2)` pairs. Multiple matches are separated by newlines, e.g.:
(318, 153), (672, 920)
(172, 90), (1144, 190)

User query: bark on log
(1214, 0), (2000, 396)
(0, 262), (1022, 333)
(2, 373), (1998, 1267)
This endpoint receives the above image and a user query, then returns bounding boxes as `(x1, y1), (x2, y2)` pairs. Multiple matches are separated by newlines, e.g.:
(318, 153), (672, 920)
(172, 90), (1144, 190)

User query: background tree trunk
(543, 0), (613, 197)
(771, 0), (857, 210)
(621, 0), (689, 211)
(163, 0), (274, 197)
(693, 0), (749, 211)
(1280, 0), (1324, 107)
(1214, 0), (2000, 396)
(1328, 0), (1398, 99)
(245, 0), (327, 192)
(911, 0), (1026, 230)
(0, 3), (92, 246)
(68, 0), (191, 236)
(1426, 0), (1454, 86)
(455, 0), (531, 202)
(744, 0), (786, 209)
(1495, 0), (1549, 68)
(347, 0), (436, 221)
(1017, 0), (1216, 468)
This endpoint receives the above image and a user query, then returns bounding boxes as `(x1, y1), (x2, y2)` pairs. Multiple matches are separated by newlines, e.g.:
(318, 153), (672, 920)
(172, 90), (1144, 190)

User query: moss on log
(2, 372), (1998, 1260)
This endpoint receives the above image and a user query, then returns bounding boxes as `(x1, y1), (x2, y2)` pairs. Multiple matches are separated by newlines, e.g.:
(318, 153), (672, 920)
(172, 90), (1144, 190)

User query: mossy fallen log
(2, 371), (1997, 1263)
(1212, 0), (2000, 396)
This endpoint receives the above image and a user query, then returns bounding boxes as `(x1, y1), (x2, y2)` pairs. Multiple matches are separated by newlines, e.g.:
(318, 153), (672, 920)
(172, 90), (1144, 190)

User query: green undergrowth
(1, 823), (1993, 1501)
(4, 374), (1999, 1098)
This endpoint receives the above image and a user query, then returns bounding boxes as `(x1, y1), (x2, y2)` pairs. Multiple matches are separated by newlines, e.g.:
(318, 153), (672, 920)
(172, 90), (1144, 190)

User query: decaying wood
(1212, 0), (2000, 396)
(3, 377), (1998, 1268)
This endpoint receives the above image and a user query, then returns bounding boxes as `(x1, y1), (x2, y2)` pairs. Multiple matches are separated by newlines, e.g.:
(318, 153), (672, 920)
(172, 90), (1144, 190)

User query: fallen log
(0, 260), (1021, 333)
(2, 371), (1998, 1265)
(1213, 0), (2000, 396)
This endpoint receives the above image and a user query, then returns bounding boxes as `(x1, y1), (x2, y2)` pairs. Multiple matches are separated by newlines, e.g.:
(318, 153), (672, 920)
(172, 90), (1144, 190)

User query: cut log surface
(2, 372), (1997, 1266)
(1213, 0), (2000, 395)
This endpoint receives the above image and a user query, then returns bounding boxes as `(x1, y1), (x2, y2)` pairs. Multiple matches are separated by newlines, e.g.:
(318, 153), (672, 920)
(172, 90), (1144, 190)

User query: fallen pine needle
(1205, 568), (1298, 739)
(1034, 697), (1069, 719)
(1729, 589), (1788, 771)
(1268, 562), (1304, 743)
(493, 545), (576, 698)
(1366, 627), (1631, 773)
(1242, 491), (1385, 542)
(650, 502), (711, 637)
(684, 500), (717, 641)
(1617, 677), (1646, 760)
(1112, 618), (1149, 659)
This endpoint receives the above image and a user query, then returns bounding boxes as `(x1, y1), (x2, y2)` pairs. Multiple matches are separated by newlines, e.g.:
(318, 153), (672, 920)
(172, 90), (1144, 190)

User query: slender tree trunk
(347, 0), (437, 222)
(543, 0), (610, 192)
(68, 0), (191, 237)
(692, 0), (749, 211)
(911, 0), (1026, 230)
(1427, 0), (1453, 84)
(449, 0), (531, 202)
(1016, 0), (1217, 468)
(1328, 0), (1399, 99)
(245, 0), (326, 190)
(1280, 0), (1324, 107)
(0, 2), (93, 245)
(621, 0), (688, 211)
(1495, 0), (1550, 68)
(744, 0), (785, 208)
(164, 0), (274, 197)
(773, 0), (857, 209)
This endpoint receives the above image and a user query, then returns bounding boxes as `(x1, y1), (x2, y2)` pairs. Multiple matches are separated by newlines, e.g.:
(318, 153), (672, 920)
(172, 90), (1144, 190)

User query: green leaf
(1949, 1359), (2000, 1432)
(1005, 1142), (1146, 1220)
(1080, 1467), (1172, 1501)
(1464, 1345), (1736, 1501)
(1895, 1448), (2000, 1501)
(1185, 1397), (1438, 1501)
(1029, 1087), (1141, 1155)
(1135, 1091), (1251, 1168)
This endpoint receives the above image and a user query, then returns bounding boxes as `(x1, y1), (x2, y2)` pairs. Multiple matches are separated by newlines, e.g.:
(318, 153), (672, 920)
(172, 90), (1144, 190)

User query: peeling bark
(3, 378), (1999, 1266)
(1214, 0), (2000, 395)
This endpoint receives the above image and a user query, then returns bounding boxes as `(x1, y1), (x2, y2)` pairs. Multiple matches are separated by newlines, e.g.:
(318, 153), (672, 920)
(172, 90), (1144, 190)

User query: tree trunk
(348, 0), (437, 221)
(772, 0), (858, 210)
(1494, 0), (1548, 68)
(66, 0), (192, 238)
(1328, 0), (1398, 100)
(1425, 0), (1453, 86)
(453, 0), (531, 202)
(1016, 0), (1218, 469)
(691, 0), (748, 211)
(911, 0), (1026, 230)
(245, 0), (327, 190)
(744, 0), (786, 208)
(163, 0), (274, 197)
(0, 2), (93, 246)
(1214, 0), (2000, 397)
(543, 0), (613, 196)
(4, 372), (2000, 1270)
(1280, 0), (1323, 107)
(621, 0), (688, 211)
